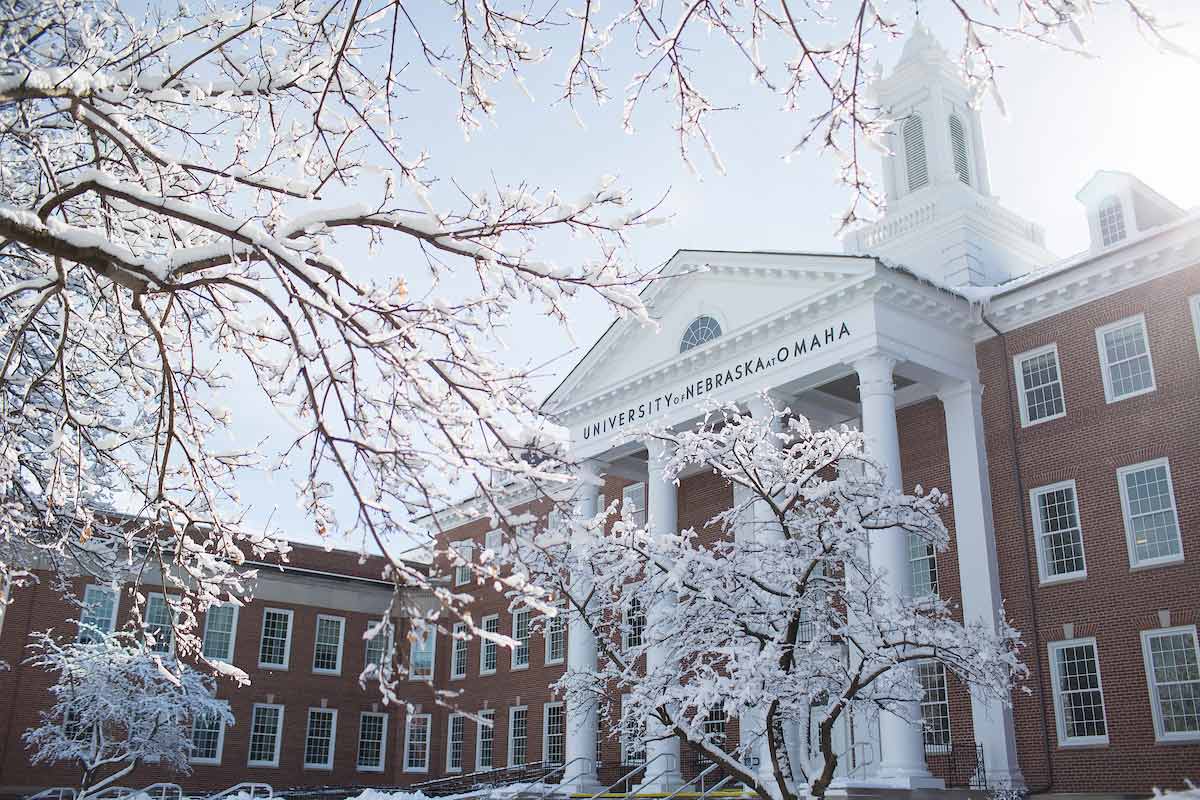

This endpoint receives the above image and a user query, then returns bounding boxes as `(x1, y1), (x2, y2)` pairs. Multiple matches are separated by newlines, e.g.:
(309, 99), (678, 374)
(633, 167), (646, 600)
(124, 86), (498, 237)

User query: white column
(636, 439), (684, 793)
(938, 381), (1025, 788)
(854, 353), (938, 788)
(563, 467), (603, 792)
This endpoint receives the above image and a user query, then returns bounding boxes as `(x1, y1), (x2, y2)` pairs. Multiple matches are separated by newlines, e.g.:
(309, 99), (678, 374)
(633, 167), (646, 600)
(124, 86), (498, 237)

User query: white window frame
(620, 693), (646, 766)
(1140, 625), (1200, 743)
(451, 622), (468, 680)
(1117, 457), (1183, 569)
(544, 602), (566, 666)
(451, 540), (474, 587)
(312, 614), (346, 675)
(1190, 294), (1200, 360)
(1048, 637), (1109, 747)
(511, 607), (531, 670)
(476, 709), (496, 771)
(1014, 343), (1067, 427)
(79, 585), (118, 641)
(258, 607), (294, 670)
(364, 618), (393, 668)
(1095, 314), (1156, 403)
(484, 530), (503, 554)
(480, 614), (499, 675)
(622, 482), (646, 527)
(303, 707), (338, 770)
(201, 604), (239, 663)
(409, 626), (436, 681)
(507, 705), (529, 767)
(188, 706), (228, 766)
(446, 712), (466, 773)
(543, 702), (566, 766)
(145, 592), (177, 655)
(403, 713), (432, 773)
(623, 597), (645, 649)
(1030, 480), (1088, 585)
(356, 711), (389, 773)
(247, 703), (285, 768)
(917, 661), (952, 754)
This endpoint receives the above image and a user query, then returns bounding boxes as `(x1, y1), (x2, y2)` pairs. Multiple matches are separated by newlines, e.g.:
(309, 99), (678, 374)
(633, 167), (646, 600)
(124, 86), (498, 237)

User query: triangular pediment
(542, 250), (879, 416)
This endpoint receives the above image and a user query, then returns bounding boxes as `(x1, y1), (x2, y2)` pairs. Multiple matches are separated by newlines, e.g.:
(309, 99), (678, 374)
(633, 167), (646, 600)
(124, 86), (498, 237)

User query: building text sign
(581, 321), (852, 440)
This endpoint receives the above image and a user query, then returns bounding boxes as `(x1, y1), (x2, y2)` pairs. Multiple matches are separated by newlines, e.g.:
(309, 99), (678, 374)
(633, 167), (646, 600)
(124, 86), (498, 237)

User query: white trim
(201, 604), (239, 663)
(544, 602), (566, 666)
(145, 592), (177, 656)
(365, 618), (393, 668)
(1117, 457), (1184, 569)
(451, 622), (468, 680)
(1140, 625), (1200, 743)
(480, 614), (499, 675)
(188, 705), (228, 766)
(484, 530), (503, 554)
(451, 540), (474, 587)
(511, 608), (530, 670)
(312, 614), (346, 675)
(1190, 294), (1200, 361)
(79, 584), (118, 640)
(257, 607), (293, 670)
(303, 707), (338, 770)
(356, 711), (389, 773)
(476, 709), (496, 771)
(446, 712), (466, 773)
(1048, 637), (1109, 747)
(403, 713), (432, 773)
(917, 661), (952, 755)
(409, 626), (436, 681)
(1029, 480), (1088, 585)
(1095, 313), (1156, 403)
(507, 705), (529, 767)
(248, 703), (285, 768)
(542, 701), (566, 766)
(1013, 343), (1066, 427)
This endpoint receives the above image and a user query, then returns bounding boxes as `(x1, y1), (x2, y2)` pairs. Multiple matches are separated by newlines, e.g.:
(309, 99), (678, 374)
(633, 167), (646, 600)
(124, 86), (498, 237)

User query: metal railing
(585, 752), (677, 800)
(694, 774), (738, 800)
(26, 789), (77, 800)
(410, 759), (556, 796)
(508, 757), (592, 799)
(206, 784), (274, 800)
(133, 784), (182, 800)
(78, 787), (132, 800)
(661, 762), (719, 800)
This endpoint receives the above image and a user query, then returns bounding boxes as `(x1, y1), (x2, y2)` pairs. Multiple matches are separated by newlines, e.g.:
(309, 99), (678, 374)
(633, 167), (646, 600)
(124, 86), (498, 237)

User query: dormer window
(680, 315), (721, 352)
(1098, 196), (1126, 247)
(903, 115), (929, 192)
(949, 115), (971, 186)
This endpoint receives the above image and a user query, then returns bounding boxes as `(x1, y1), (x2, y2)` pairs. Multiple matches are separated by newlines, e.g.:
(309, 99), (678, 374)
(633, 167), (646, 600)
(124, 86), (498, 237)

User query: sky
(226, 0), (1200, 551)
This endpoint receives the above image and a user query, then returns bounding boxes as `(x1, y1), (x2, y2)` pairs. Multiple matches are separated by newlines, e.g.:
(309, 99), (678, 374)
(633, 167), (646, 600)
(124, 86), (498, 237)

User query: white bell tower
(843, 23), (1056, 287)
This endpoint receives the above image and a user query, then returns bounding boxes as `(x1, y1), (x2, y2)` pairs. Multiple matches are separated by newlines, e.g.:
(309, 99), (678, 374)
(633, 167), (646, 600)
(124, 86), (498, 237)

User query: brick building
(1, 23), (1199, 800)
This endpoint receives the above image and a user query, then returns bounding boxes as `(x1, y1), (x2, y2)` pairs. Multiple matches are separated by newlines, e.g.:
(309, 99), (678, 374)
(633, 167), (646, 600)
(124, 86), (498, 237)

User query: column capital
(645, 437), (677, 469)
(743, 389), (790, 421)
(934, 378), (984, 405)
(852, 351), (899, 401)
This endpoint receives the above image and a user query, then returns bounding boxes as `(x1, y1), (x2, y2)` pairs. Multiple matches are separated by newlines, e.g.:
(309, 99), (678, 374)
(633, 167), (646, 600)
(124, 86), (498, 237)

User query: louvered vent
(949, 114), (971, 185)
(903, 115), (929, 192)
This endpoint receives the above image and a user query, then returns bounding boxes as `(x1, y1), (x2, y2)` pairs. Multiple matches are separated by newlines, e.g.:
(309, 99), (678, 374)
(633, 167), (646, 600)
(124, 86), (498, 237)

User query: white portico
(544, 252), (1023, 792)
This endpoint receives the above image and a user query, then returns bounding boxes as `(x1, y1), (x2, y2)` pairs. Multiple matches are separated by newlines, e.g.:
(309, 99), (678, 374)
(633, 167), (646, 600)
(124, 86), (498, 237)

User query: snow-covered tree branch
(508, 403), (1026, 800)
(22, 630), (232, 795)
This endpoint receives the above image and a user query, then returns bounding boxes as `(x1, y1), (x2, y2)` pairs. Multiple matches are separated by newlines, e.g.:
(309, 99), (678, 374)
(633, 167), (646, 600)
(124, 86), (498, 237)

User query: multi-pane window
(918, 662), (952, 753)
(1049, 638), (1108, 745)
(679, 315), (722, 352)
(365, 619), (393, 669)
(79, 585), (117, 642)
(623, 598), (646, 649)
(1031, 481), (1087, 582)
(447, 713), (465, 772)
(544, 703), (566, 766)
(145, 594), (175, 654)
(1097, 315), (1155, 402)
(1098, 196), (1126, 246)
(451, 622), (469, 679)
(1118, 459), (1182, 567)
(1016, 345), (1066, 426)
(622, 483), (647, 527)
(313, 615), (345, 674)
(404, 714), (431, 773)
(304, 708), (337, 769)
(189, 711), (226, 765)
(620, 695), (646, 765)
(908, 531), (938, 597)
(451, 540), (474, 586)
(1141, 627), (1200, 741)
(409, 626), (436, 680)
(481, 615), (499, 675)
(508, 706), (528, 766)
(202, 605), (238, 662)
(477, 709), (495, 771)
(485, 530), (504, 554)
(512, 608), (530, 669)
(699, 703), (726, 766)
(248, 704), (284, 767)
(545, 603), (566, 665)
(357, 712), (388, 772)
(258, 608), (293, 669)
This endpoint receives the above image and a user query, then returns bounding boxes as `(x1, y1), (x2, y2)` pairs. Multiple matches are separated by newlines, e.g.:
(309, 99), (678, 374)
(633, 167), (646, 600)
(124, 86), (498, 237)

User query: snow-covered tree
(22, 630), (232, 795)
(0, 0), (1171, 690)
(510, 402), (1025, 800)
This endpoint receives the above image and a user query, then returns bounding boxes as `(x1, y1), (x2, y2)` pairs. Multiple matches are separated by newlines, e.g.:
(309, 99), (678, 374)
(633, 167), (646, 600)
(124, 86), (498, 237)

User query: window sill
(1039, 572), (1088, 587)
(1105, 386), (1156, 404)
(480, 669), (496, 677)
(545, 659), (564, 667)
(1130, 556), (1185, 572)
(1153, 733), (1200, 745)
(403, 768), (429, 774)
(248, 762), (279, 769)
(511, 663), (529, 672)
(312, 669), (342, 676)
(1021, 411), (1067, 429)
(357, 766), (386, 773)
(303, 765), (334, 771)
(257, 663), (288, 671)
(1056, 739), (1109, 749)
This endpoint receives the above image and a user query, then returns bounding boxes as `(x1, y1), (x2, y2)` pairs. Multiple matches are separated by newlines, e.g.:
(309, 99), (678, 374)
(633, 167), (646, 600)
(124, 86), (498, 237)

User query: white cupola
(842, 23), (1056, 287)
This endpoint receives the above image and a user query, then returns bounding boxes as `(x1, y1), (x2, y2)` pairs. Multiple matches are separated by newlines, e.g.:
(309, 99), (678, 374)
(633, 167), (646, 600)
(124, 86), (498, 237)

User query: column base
(981, 768), (1026, 792)
(560, 776), (604, 795)
(832, 773), (945, 791)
